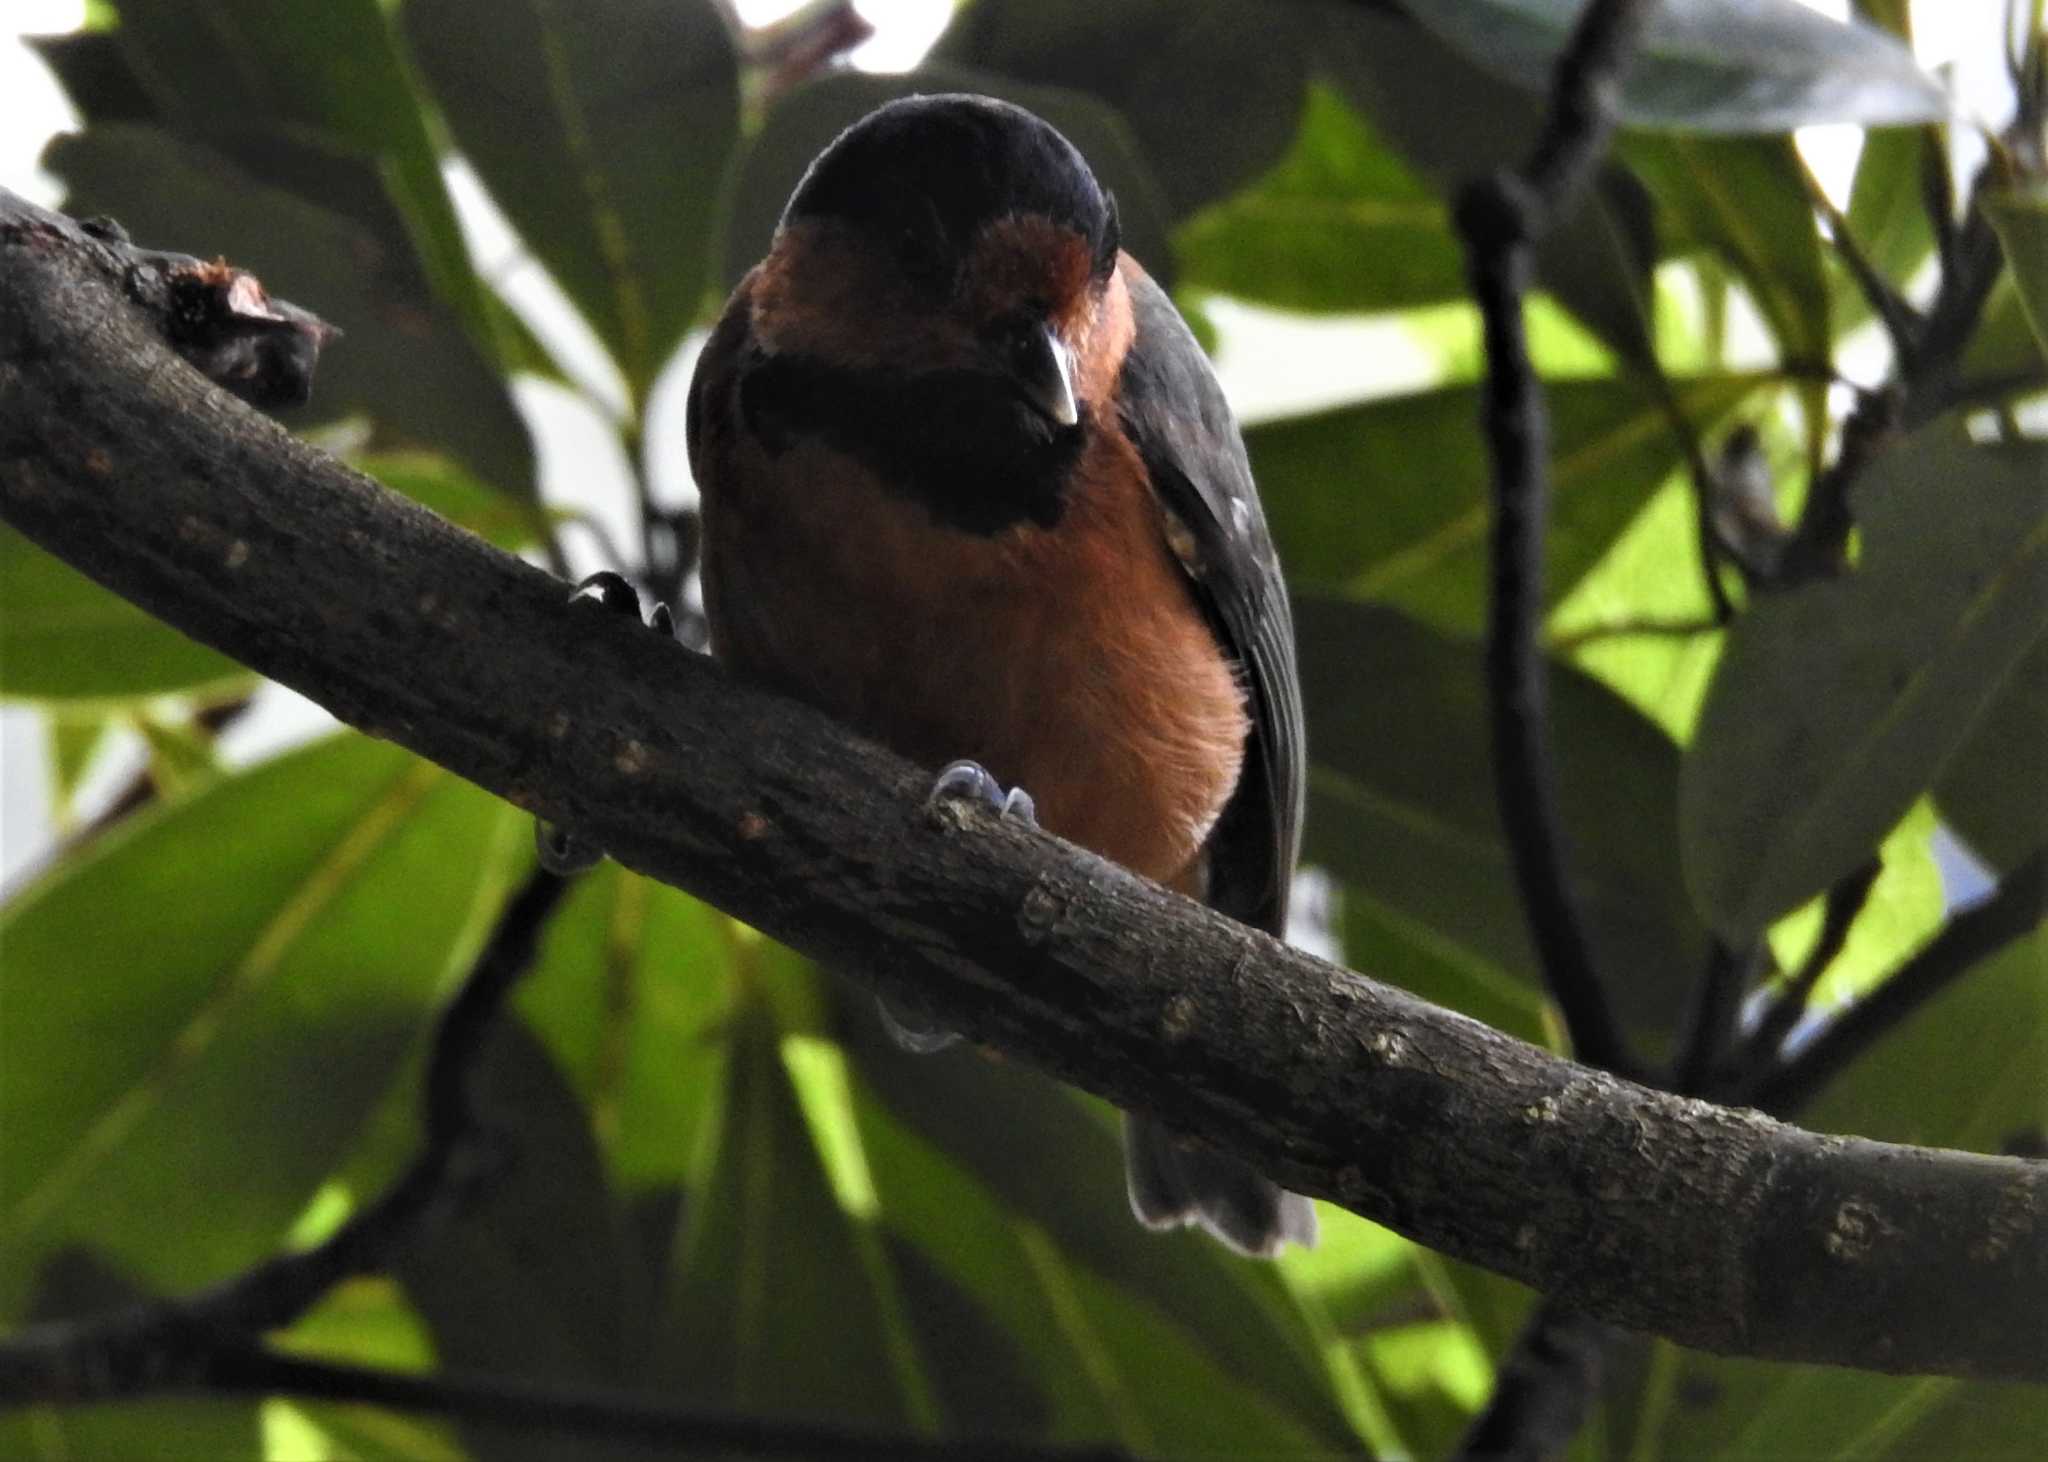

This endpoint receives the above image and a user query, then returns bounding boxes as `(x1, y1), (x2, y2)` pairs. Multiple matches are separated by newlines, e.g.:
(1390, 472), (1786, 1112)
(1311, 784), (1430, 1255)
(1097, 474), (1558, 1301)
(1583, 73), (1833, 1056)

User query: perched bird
(688, 93), (1315, 1257)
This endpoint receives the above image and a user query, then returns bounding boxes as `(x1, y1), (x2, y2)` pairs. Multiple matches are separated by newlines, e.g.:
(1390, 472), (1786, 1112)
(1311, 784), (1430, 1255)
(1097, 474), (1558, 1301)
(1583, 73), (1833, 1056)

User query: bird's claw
(568, 570), (679, 639)
(928, 759), (1037, 824)
(535, 818), (604, 876)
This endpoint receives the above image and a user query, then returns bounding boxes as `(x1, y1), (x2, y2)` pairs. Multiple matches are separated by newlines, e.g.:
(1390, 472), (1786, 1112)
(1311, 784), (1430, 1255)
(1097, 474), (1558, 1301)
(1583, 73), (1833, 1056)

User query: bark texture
(2, 190), (2042, 1382)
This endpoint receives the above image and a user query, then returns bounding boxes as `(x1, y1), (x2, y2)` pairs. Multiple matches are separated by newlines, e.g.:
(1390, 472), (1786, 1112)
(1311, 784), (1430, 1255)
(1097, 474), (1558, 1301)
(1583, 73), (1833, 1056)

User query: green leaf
(1833, 126), (1939, 328)
(1681, 423), (2048, 938)
(102, 0), (497, 352)
(1340, 895), (1553, 1050)
(515, 866), (738, 1191)
(932, 0), (1307, 218)
(356, 453), (554, 551)
(1766, 800), (1944, 1011)
(1961, 268), (2048, 392)
(1407, 0), (1947, 132)
(403, 0), (739, 404)
(1936, 637), (2048, 873)
(45, 713), (114, 825)
(834, 987), (1367, 1451)
(1246, 374), (1765, 634)
(46, 125), (537, 497)
(721, 67), (1174, 292)
(1174, 84), (1464, 315)
(1314, 7), (1657, 364)
(1983, 184), (2048, 364)
(397, 1018), (637, 1462)
(1298, 597), (1707, 1053)
(0, 734), (524, 1319)
(1622, 134), (1831, 368)
(1, 523), (253, 703)
(652, 979), (926, 1430)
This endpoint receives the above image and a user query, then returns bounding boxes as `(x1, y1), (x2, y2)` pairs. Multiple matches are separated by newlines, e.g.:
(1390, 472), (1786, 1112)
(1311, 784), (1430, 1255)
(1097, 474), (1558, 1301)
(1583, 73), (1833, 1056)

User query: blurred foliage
(2, 0), (2044, 1458)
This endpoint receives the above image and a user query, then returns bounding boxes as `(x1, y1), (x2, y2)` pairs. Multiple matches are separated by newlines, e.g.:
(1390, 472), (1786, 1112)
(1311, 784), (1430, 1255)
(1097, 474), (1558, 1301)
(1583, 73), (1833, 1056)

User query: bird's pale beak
(1014, 322), (1080, 428)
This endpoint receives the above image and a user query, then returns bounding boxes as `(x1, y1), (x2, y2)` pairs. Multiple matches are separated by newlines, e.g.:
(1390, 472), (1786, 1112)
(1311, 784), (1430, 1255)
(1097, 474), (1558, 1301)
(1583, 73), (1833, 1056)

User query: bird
(686, 92), (1316, 1258)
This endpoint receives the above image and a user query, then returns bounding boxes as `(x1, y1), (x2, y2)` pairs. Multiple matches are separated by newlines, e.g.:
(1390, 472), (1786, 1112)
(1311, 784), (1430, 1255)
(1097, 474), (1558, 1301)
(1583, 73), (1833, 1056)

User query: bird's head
(753, 94), (1127, 433)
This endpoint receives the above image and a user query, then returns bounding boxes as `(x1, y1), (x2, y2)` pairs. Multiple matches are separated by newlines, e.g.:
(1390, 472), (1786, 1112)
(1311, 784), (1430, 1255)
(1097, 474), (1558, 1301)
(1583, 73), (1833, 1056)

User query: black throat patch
(740, 351), (1084, 535)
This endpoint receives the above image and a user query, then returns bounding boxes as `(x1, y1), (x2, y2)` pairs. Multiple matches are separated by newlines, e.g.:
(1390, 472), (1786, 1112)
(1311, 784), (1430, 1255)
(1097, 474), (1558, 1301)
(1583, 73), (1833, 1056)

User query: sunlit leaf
(1832, 125), (1938, 327)
(1407, 0), (1948, 132)
(0, 734), (524, 1319)
(1298, 597), (1706, 1053)
(1174, 84), (1462, 315)
(721, 67), (1173, 291)
(933, 0), (1307, 217)
(1682, 423), (2048, 938)
(0, 525), (252, 704)
(1622, 134), (1830, 367)
(404, 0), (739, 402)
(1247, 374), (1765, 634)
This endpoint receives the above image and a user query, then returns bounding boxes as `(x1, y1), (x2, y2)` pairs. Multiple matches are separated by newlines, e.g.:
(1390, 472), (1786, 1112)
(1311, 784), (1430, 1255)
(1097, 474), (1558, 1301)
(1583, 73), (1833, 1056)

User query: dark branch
(1450, 0), (1652, 1076)
(1734, 859), (1883, 1080)
(1752, 848), (2047, 1114)
(3, 187), (2045, 1381)
(1452, 1300), (1612, 1462)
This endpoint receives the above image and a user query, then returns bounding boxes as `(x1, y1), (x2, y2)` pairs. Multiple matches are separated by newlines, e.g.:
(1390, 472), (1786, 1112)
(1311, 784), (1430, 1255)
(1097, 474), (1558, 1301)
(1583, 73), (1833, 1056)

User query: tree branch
(3, 188), (2045, 1382)
(1449, 0), (1653, 1079)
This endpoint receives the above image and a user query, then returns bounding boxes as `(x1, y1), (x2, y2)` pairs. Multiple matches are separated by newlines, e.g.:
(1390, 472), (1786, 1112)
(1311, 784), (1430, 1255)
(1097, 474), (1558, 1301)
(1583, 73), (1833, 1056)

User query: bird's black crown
(783, 94), (1119, 285)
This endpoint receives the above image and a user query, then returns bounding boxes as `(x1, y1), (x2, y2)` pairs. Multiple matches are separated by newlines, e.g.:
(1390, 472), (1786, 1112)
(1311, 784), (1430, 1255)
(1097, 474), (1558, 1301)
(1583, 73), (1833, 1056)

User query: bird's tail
(1123, 1113), (1318, 1258)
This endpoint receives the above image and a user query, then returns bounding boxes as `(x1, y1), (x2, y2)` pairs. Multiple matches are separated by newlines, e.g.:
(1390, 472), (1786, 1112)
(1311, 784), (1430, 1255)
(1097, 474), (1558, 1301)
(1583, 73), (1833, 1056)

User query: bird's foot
(538, 572), (684, 874)
(927, 759), (1037, 824)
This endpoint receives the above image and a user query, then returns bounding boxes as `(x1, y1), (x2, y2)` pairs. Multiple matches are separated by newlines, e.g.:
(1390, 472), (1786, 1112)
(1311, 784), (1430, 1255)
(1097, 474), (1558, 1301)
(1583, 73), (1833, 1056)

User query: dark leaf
(398, 1018), (639, 1462)
(1297, 597), (1707, 1053)
(1246, 374), (1766, 634)
(721, 66), (1173, 292)
(1681, 422), (2048, 938)
(404, 0), (739, 403)
(0, 735), (523, 1320)
(1935, 637), (2048, 875)
(932, 0), (1307, 217)
(1407, 0), (1948, 132)
(46, 125), (536, 496)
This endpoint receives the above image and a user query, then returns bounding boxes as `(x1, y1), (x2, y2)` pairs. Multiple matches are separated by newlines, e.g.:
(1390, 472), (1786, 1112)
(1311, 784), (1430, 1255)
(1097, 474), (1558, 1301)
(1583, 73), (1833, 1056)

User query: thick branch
(2, 190), (2044, 1382)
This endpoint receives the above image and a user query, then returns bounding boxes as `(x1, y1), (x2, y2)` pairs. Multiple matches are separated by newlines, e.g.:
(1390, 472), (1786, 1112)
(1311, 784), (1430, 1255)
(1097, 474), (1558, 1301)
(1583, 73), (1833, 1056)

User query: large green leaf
(833, 983), (1367, 1451)
(46, 125), (536, 497)
(1935, 636), (2048, 874)
(1622, 134), (1831, 369)
(1313, 6), (1657, 365)
(932, 0), (1307, 218)
(101, 0), (496, 350)
(397, 1019), (638, 1462)
(514, 865), (738, 1192)
(1246, 373), (1765, 634)
(721, 67), (1173, 292)
(1174, 83), (1463, 315)
(1983, 183), (2048, 364)
(1297, 597), (1707, 1052)
(403, 0), (738, 403)
(1407, 0), (1947, 132)
(0, 525), (252, 703)
(0, 734), (523, 1318)
(1682, 423), (2048, 938)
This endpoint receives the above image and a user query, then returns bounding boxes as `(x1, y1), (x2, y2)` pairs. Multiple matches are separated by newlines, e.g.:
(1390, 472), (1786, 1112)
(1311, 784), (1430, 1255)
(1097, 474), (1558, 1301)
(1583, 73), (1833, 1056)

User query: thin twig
(1451, 0), (1654, 1078)
(1734, 859), (1883, 1078)
(195, 1347), (1130, 1461)
(1546, 615), (1722, 652)
(1452, 1300), (1612, 1462)
(1800, 161), (1923, 371)
(1672, 940), (1762, 1095)
(1750, 848), (2047, 1113)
